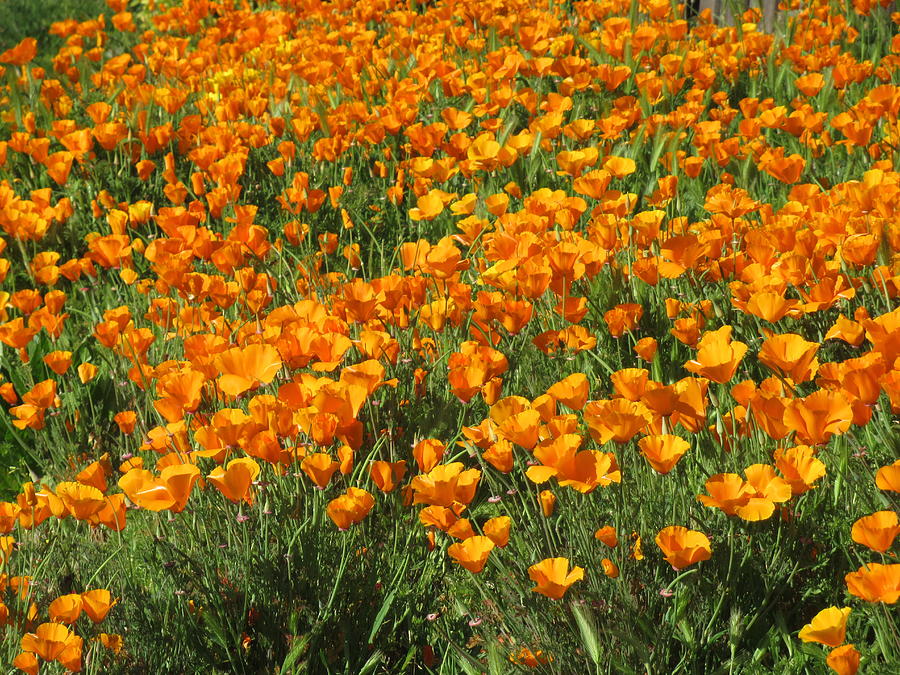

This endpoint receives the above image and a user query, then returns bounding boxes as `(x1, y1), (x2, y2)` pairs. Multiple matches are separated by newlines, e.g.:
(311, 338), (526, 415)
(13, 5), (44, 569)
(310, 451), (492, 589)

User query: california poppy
(684, 326), (748, 384)
(827, 645), (860, 675)
(214, 344), (282, 397)
(20, 622), (73, 662)
(654, 526), (712, 570)
(638, 435), (690, 474)
(448, 536), (494, 573)
(369, 460), (407, 493)
(484, 516), (511, 548)
(326, 487), (374, 530)
(844, 562), (900, 603)
(528, 557), (584, 599)
(798, 607), (851, 647)
(851, 511), (900, 553)
(207, 457), (260, 505)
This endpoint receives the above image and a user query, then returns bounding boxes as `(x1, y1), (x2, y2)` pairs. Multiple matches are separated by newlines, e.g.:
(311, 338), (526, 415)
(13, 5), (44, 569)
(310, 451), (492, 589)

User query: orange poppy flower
(326, 487), (375, 530)
(48, 594), (82, 624)
(20, 622), (74, 662)
(448, 536), (495, 573)
(601, 558), (619, 578)
(55, 482), (105, 521)
(206, 457), (260, 505)
(638, 435), (690, 474)
(824, 314), (865, 346)
(584, 398), (652, 444)
(546, 373), (589, 411)
(78, 363), (98, 384)
(826, 644), (860, 675)
(634, 337), (658, 361)
(795, 73), (825, 97)
(410, 463), (480, 511)
(539, 489), (556, 517)
(413, 439), (445, 473)
(783, 389), (852, 445)
(369, 460), (407, 493)
(119, 468), (180, 512)
(42, 351), (72, 375)
(845, 562), (900, 603)
(798, 607), (851, 647)
(0, 37), (37, 66)
(113, 410), (137, 434)
(876, 460), (900, 492)
(498, 409), (542, 450)
(484, 516), (511, 548)
(654, 526), (712, 570)
(594, 525), (618, 548)
(528, 557), (584, 599)
(604, 303), (643, 337)
(482, 438), (514, 473)
(214, 344), (282, 397)
(527, 434), (620, 493)
(773, 445), (826, 494)
(758, 333), (820, 383)
(12, 652), (38, 675)
(851, 511), (900, 553)
(81, 589), (115, 623)
(610, 368), (649, 401)
(300, 453), (339, 489)
(684, 326), (748, 384)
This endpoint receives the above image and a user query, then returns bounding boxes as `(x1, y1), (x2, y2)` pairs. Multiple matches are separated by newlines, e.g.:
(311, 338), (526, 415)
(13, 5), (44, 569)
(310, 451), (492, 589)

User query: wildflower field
(0, 0), (898, 671)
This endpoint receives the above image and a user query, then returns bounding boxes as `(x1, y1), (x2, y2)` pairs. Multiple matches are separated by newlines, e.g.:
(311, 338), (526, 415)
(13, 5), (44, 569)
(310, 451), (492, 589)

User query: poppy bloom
(484, 516), (511, 548)
(875, 460), (900, 492)
(758, 333), (820, 383)
(634, 337), (658, 361)
(20, 622), (74, 662)
(207, 457), (260, 505)
(539, 490), (556, 517)
(851, 511), (900, 553)
(369, 460), (407, 493)
(826, 645), (860, 675)
(601, 558), (619, 578)
(326, 487), (375, 530)
(654, 526), (712, 570)
(410, 463), (481, 510)
(413, 439), (445, 473)
(844, 563), (900, 603)
(0, 37), (37, 66)
(300, 453), (339, 489)
(528, 557), (585, 599)
(482, 439), (514, 473)
(773, 445), (826, 494)
(77, 363), (98, 384)
(684, 326), (748, 384)
(595, 525), (618, 548)
(81, 589), (115, 623)
(546, 373), (589, 411)
(42, 351), (72, 375)
(55, 483), (105, 521)
(526, 434), (620, 493)
(798, 607), (851, 647)
(12, 652), (38, 675)
(214, 344), (282, 397)
(584, 398), (652, 444)
(783, 390), (852, 446)
(638, 435), (690, 474)
(48, 594), (82, 624)
(448, 536), (495, 573)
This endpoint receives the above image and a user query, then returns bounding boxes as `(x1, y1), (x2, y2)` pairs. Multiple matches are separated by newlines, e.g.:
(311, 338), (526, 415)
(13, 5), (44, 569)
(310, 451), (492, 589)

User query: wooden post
(761, 0), (777, 32)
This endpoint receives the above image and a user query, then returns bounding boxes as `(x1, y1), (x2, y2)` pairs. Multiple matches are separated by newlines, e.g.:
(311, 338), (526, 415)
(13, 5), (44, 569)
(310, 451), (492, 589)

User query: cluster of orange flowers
(0, 538), (117, 673)
(0, 0), (899, 669)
